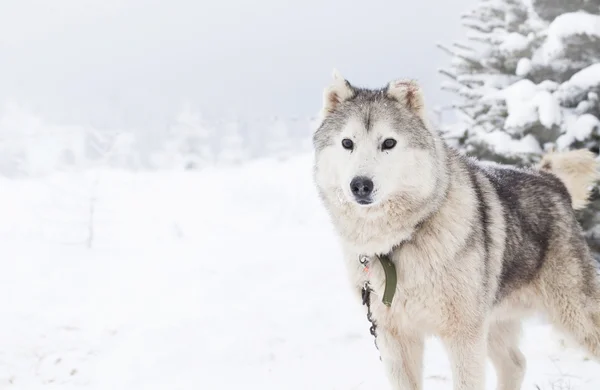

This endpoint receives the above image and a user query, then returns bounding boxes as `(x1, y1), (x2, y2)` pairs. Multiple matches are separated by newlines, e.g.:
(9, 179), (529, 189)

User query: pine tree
(163, 103), (214, 170)
(439, 0), (600, 256)
(437, 0), (548, 164)
(265, 117), (291, 160)
(105, 132), (141, 170)
(217, 120), (248, 165)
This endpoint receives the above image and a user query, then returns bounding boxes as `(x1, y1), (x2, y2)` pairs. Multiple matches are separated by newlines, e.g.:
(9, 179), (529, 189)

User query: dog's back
(469, 154), (595, 303)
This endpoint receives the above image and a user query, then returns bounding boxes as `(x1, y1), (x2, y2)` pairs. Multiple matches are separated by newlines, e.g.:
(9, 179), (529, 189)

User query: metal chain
(361, 282), (379, 355)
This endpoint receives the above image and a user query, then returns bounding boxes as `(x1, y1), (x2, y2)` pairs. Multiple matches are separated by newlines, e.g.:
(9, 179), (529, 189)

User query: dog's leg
(441, 324), (487, 390)
(378, 328), (424, 390)
(538, 251), (600, 361)
(487, 320), (526, 390)
(546, 290), (600, 360)
(552, 307), (600, 360)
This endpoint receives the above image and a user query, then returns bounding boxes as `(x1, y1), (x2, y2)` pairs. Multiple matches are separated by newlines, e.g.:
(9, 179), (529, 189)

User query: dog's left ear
(386, 79), (427, 122)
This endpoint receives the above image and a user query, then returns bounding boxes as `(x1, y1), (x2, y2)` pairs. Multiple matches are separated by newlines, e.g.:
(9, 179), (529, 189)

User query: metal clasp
(359, 255), (370, 267)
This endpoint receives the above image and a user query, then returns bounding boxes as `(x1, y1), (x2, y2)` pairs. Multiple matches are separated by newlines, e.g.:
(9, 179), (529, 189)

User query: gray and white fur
(312, 70), (600, 390)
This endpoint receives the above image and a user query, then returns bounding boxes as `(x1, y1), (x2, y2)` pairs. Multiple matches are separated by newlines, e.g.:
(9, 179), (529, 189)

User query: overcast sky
(0, 0), (475, 130)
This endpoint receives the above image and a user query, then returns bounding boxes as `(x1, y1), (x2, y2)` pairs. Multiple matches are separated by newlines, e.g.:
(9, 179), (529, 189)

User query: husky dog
(312, 70), (600, 390)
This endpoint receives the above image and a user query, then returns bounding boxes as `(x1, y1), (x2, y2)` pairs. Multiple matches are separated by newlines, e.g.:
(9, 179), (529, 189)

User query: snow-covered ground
(1, 155), (600, 389)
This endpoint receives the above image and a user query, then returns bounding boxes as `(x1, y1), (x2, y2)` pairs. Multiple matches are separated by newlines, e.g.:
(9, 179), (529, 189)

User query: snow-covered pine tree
(439, 0), (600, 256)
(217, 120), (248, 165)
(264, 117), (291, 160)
(163, 103), (214, 170)
(105, 132), (141, 170)
(437, 0), (547, 164)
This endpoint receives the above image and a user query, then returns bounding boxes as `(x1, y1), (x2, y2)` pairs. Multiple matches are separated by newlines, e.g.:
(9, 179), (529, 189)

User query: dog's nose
(350, 176), (374, 199)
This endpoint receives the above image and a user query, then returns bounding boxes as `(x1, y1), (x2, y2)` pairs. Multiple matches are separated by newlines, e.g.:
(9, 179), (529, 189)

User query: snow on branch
(452, 42), (476, 52)
(534, 12), (600, 67)
(462, 19), (495, 34)
(438, 68), (458, 81)
(436, 43), (485, 68)
(466, 30), (504, 45)
(555, 63), (600, 106)
(441, 82), (461, 94)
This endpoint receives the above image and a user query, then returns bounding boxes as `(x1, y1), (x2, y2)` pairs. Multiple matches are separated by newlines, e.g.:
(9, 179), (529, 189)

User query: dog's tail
(538, 149), (599, 210)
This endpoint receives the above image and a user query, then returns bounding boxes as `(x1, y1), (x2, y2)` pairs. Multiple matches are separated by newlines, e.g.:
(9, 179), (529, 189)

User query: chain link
(361, 282), (380, 357)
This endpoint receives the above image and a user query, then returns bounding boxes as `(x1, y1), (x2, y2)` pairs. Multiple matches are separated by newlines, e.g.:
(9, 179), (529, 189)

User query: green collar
(361, 253), (397, 307)
(378, 254), (397, 307)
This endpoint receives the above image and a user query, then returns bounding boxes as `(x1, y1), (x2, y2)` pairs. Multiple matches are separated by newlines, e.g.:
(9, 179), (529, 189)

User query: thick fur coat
(312, 70), (600, 390)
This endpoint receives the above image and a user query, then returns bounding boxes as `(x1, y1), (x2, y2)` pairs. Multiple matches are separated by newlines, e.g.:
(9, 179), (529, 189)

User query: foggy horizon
(1, 0), (475, 130)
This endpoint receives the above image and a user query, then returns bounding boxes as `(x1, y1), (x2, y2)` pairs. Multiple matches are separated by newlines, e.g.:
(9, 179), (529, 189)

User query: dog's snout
(350, 176), (374, 201)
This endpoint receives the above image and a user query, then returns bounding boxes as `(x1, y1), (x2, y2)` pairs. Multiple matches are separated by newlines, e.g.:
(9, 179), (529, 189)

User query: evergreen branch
(457, 86), (486, 99)
(436, 43), (484, 69)
(458, 107), (475, 120)
(436, 42), (457, 57)
(467, 29), (506, 45)
(438, 103), (478, 111)
(467, 35), (495, 45)
(461, 15), (504, 30)
(452, 42), (475, 52)
(441, 84), (460, 94)
(461, 20), (492, 34)
(438, 68), (457, 80)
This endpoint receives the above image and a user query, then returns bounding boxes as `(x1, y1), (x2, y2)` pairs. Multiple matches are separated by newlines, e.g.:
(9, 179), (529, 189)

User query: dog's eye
(382, 138), (397, 150)
(341, 138), (354, 150)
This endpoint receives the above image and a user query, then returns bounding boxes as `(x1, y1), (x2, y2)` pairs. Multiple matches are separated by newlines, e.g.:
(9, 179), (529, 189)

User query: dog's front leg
(441, 324), (487, 390)
(378, 327), (424, 390)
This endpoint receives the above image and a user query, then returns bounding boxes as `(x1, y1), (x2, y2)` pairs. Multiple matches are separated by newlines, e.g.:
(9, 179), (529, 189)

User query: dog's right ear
(320, 69), (354, 118)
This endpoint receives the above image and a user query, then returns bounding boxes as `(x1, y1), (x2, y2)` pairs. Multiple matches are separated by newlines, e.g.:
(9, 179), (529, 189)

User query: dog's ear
(321, 69), (354, 117)
(386, 79), (426, 122)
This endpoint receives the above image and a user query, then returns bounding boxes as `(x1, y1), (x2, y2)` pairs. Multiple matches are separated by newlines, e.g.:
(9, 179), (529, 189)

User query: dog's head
(313, 70), (441, 210)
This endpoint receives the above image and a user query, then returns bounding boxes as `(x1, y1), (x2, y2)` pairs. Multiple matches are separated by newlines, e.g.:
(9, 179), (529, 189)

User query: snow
(498, 32), (529, 54)
(533, 90), (561, 129)
(515, 58), (532, 77)
(538, 80), (559, 93)
(556, 63), (600, 105)
(501, 79), (539, 132)
(218, 121), (248, 165)
(576, 100), (594, 115)
(538, 12), (600, 64)
(572, 63), (600, 87)
(556, 111), (600, 151)
(0, 102), (87, 176)
(547, 12), (600, 50)
(2, 155), (600, 389)
(473, 131), (543, 156)
(572, 114), (600, 141)
(500, 80), (563, 132)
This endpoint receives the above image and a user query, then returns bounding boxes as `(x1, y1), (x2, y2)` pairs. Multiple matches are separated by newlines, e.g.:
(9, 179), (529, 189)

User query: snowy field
(2, 154), (600, 389)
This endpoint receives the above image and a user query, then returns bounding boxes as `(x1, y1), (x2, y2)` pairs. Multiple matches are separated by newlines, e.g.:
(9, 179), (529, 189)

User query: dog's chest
(349, 249), (447, 331)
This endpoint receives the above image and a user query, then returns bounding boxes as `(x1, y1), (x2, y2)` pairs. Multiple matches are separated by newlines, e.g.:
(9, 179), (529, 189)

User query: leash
(359, 253), (397, 356)
(361, 282), (378, 352)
